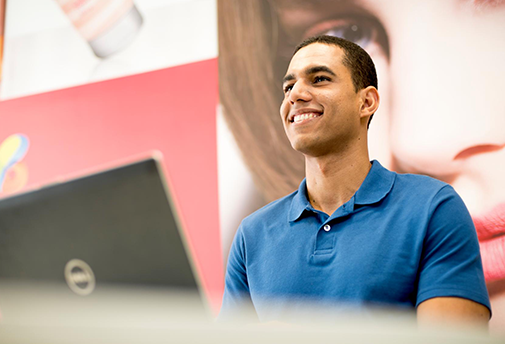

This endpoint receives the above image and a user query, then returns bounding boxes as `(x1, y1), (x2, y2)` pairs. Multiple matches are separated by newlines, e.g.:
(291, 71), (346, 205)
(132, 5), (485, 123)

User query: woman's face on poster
(272, 0), (505, 282)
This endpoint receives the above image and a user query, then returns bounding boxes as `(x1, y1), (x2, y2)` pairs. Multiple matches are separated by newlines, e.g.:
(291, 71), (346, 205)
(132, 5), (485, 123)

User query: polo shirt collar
(288, 160), (395, 222)
(354, 160), (395, 205)
(288, 178), (311, 222)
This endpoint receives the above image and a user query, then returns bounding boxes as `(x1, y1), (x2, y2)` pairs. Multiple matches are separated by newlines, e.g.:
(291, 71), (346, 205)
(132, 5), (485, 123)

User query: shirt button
(323, 224), (331, 232)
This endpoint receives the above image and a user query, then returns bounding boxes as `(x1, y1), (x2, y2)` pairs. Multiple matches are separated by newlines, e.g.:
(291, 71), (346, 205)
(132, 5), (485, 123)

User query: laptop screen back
(0, 158), (198, 291)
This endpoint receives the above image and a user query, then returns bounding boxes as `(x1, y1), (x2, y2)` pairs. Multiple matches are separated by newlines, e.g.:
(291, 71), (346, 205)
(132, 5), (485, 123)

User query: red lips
(473, 204), (505, 282)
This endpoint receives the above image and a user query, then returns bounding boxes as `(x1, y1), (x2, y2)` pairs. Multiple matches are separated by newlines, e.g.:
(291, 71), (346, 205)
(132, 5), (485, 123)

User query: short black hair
(294, 35), (378, 92)
(294, 35), (378, 127)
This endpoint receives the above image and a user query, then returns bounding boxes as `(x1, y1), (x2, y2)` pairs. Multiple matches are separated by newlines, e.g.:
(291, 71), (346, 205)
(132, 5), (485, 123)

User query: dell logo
(64, 259), (96, 296)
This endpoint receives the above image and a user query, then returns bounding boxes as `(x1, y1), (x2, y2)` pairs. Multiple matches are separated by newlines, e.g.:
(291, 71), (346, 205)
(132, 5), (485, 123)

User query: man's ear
(359, 86), (380, 119)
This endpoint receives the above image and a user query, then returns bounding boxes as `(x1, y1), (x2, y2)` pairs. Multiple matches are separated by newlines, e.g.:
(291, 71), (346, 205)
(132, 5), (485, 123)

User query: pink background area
(0, 58), (224, 312)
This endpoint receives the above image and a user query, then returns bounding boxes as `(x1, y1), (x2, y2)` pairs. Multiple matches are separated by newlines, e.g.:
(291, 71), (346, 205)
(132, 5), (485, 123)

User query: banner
(218, 0), (505, 331)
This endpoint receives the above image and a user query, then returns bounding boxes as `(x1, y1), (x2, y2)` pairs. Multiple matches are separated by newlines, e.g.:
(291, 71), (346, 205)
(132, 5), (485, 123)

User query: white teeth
(293, 113), (320, 123)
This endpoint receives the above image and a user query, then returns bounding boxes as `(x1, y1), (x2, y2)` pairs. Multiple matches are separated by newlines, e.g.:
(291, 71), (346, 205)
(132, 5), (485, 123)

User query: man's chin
(290, 142), (328, 158)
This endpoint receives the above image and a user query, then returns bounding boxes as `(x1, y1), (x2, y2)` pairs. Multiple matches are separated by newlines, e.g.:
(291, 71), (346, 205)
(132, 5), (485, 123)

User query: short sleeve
(416, 185), (491, 314)
(219, 225), (256, 321)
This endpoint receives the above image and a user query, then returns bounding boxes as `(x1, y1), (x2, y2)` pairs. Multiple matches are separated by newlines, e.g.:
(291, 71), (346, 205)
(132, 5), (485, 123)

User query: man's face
(280, 43), (364, 157)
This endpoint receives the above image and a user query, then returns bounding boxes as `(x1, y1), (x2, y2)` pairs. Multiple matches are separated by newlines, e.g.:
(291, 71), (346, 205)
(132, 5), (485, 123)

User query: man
(220, 35), (491, 326)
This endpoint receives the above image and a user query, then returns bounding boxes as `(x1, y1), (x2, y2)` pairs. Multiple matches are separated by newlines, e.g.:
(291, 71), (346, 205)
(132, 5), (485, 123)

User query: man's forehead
(284, 43), (344, 78)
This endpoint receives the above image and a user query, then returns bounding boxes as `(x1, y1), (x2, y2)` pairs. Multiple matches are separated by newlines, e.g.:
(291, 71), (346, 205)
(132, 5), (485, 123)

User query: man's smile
(288, 108), (323, 123)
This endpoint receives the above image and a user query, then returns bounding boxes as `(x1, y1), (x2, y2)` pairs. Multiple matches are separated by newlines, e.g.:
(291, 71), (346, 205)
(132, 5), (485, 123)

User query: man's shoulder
(368, 164), (465, 218)
(369, 161), (451, 202)
(392, 170), (452, 196)
(241, 189), (298, 228)
(386, 170), (467, 219)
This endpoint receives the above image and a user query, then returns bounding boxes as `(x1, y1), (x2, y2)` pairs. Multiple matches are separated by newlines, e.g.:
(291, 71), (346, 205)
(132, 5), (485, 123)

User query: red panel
(0, 58), (223, 313)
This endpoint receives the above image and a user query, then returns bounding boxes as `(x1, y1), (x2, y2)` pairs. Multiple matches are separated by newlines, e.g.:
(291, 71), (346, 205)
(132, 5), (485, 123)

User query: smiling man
(220, 35), (491, 326)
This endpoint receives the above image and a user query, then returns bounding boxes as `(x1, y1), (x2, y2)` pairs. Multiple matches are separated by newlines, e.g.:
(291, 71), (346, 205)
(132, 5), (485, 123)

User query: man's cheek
(279, 103), (288, 121)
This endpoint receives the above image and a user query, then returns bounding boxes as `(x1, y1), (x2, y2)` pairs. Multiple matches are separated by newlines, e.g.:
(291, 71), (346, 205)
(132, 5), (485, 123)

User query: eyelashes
(302, 16), (389, 57)
(283, 84), (293, 93)
(283, 76), (331, 94)
(314, 75), (330, 83)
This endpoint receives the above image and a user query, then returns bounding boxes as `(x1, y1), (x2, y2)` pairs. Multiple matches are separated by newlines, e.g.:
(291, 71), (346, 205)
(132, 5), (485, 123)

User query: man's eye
(314, 76), (329, 83)
(283, 84), (293, 93)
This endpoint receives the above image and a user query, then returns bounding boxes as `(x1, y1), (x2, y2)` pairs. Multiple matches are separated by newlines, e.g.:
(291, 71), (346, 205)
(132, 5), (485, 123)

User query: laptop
(0, 155), (209, 329)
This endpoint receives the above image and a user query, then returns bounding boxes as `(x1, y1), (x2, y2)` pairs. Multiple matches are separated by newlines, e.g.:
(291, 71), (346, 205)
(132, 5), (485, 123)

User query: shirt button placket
(313, 222), (335, 256)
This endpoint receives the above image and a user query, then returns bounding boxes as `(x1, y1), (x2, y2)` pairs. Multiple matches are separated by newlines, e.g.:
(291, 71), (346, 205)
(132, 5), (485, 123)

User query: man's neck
(305, 147), (371, 216)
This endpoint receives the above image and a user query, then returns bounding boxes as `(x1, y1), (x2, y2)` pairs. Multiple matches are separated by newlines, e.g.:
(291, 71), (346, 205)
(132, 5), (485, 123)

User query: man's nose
(288, 81), (312, 104)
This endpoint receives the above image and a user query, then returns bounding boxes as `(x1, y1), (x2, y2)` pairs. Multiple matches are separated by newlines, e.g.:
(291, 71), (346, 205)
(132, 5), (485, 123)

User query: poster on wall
(217, 0), (505, 332)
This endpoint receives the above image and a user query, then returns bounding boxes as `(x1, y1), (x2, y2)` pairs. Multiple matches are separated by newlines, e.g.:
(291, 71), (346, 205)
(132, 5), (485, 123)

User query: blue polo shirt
(221, 161), (491, 321)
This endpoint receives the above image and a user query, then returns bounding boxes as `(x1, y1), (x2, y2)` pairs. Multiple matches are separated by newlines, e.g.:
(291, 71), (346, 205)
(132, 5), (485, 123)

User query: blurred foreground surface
(0, 282), (503, 344)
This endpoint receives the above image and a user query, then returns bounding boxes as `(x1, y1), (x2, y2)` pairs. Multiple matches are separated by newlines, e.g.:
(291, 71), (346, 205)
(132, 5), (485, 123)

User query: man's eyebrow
(282, 65), (336, 84)
(283, 74), (295, 84)
(306, 65), (336, 77)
